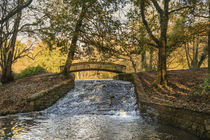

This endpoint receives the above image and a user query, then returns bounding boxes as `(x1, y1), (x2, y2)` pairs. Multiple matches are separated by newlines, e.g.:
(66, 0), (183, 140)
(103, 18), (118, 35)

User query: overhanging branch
(140, 0), (160, 47)
(0, 0), (33, 24)
(151, 0), (163, 15)
(169, 5), (193, 14)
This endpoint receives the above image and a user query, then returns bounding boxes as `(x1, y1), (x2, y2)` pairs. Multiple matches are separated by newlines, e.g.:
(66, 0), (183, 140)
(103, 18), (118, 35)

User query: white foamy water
(0, 80), (198, 140)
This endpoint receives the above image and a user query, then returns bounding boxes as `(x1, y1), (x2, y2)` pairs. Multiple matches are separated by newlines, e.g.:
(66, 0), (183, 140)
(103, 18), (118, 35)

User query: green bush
(15, 66), (46, 79)
(194, 76), (210, 95)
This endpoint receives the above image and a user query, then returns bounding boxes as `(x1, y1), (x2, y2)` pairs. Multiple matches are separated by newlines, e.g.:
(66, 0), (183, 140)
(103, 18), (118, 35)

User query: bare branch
(169, 5), (193, 14)
(146, 42), (158, 48)
(0, 0), (33, 24)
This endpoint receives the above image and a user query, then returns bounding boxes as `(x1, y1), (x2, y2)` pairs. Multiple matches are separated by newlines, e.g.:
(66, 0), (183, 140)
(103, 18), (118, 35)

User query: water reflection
(0, 80), (198, 140)
(0, 114), (198, 140)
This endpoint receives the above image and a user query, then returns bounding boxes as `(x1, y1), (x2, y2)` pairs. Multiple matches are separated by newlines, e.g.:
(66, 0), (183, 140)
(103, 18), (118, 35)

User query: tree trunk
(157, 11), (168, 86)
(208, 29), (210, 73)
(63, 34), (79, 75)
(63, 4), (87, 76)
(1, 0), (22, 84)
(141, 51), (147, 71)
(1, 66), (14, 84)
(140, 0), (169, 85)
(129, 55), (137, 72)
(193, 37), (196, 68)
(191, 35), (199, 69)
(157, 42), (167, 85)
(149, 49), (153, 71)
(185, 43), (191, 69)
(208, 0), (210, 74)
(195, 35), (199, 67)
(198, 50), (208, 68)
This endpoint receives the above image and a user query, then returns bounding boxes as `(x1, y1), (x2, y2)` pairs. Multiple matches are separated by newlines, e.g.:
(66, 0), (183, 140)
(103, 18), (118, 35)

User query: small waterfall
(0, 80), (198, 140)
(45, 80), (139, 117)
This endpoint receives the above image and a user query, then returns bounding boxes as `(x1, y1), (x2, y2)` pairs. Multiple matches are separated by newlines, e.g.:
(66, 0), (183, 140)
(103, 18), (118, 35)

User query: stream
(0, 80), (198, 140)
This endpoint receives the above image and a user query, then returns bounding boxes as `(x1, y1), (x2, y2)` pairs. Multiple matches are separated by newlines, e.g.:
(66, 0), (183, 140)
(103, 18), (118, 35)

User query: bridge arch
(61, 62), (126, 73)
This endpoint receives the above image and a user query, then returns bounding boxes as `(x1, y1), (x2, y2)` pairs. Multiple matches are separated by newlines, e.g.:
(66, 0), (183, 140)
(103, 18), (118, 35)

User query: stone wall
(23, 75), (75, 112)
(114, 73), (210, 139)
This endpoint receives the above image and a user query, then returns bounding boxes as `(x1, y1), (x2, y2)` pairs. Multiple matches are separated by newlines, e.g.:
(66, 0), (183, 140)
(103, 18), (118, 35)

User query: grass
(14, 66), (46, 80)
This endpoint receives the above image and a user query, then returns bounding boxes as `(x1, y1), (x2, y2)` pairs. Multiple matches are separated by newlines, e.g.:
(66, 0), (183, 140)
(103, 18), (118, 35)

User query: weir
(0, 80), (198, 139)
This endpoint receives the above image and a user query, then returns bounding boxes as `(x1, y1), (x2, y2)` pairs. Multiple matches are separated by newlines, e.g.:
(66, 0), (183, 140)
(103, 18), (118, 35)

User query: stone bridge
(61, 62), (126, 73)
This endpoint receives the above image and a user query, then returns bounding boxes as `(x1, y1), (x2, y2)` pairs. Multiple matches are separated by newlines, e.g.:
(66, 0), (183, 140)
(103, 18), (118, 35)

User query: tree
(125, 7), (158, 71)
(135, 0), (196, 85)
(63, 2), (89, 75)
(185, 36), (208, 69)
(0, 0), (33, 83)
(95, 6), (159, 73)
(33, 42), (67, 73)
(37, 0), (126, 75)
(116, 21), (156, 72)
(138, 0), (170, 85)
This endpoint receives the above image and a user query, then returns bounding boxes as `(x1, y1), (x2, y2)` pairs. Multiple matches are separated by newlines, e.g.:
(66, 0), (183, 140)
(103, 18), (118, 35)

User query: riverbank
(116, 68), (209, 113)
(115, 68), (210, 139)
(138, 68), (209, 113)
(0, 73), (75, 116)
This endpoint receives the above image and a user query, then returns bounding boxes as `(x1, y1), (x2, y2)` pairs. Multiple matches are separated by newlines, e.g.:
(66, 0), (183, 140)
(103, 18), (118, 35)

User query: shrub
(14, 66), (46, 79)
(194, 76), (210, 96)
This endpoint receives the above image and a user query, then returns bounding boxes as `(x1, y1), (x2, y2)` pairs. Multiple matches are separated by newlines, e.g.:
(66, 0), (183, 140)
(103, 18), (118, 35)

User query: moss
(192, 124), (197, 132)
(200, 127), (205, 135)
(204, 120), (210, 131)
(207, 131), (210, 138)
(155, 112), (160, 117)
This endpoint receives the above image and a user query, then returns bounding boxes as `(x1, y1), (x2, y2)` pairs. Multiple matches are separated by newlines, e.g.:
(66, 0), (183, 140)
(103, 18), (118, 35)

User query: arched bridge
(61, 62), (126, 73)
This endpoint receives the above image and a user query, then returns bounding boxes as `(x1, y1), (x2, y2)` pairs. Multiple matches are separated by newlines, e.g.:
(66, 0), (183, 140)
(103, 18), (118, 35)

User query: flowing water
(0, 80), (198, 140)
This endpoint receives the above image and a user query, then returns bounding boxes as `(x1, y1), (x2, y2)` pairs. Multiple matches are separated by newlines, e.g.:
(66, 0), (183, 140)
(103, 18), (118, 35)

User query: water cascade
(0, 80), (198, 139)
